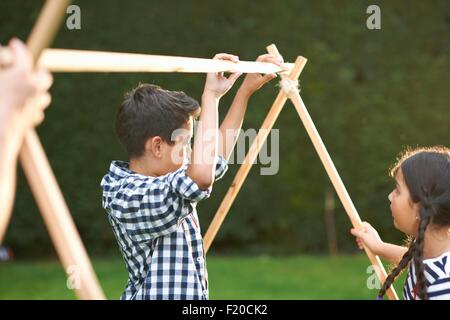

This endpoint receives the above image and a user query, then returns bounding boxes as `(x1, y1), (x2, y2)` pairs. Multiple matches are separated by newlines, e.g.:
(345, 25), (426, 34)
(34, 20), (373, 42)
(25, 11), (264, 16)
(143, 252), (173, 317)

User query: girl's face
(388, 168), (421, 236)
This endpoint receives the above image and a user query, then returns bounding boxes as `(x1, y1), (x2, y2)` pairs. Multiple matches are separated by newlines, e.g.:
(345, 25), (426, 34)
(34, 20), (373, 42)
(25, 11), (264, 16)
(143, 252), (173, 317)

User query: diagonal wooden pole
(271, 45), (398, 300)
(287, 90), (398, 300)
(0, 0), (105, 299)
(203, 48), (307, 253)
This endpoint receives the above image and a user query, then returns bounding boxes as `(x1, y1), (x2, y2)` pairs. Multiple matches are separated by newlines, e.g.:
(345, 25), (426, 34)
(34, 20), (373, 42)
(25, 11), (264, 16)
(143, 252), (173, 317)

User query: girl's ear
(145, 136), (163, 158)
(412, 201), (422, 213)
(411, 201), (422, 220)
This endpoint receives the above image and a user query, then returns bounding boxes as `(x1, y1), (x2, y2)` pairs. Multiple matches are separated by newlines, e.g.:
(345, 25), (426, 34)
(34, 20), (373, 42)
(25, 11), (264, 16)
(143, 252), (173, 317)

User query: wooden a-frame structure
(204, 45), (398, 300)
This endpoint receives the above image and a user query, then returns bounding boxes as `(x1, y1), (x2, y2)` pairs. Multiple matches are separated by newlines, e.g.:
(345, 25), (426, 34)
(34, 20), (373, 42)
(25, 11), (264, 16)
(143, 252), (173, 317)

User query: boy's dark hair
(378, 146), (450, 300)
(116, 83), (200, 158)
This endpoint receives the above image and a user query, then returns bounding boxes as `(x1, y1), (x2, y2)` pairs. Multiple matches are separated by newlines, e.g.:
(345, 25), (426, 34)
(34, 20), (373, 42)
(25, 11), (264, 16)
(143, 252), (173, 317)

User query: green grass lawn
(0, 254), (405, 300)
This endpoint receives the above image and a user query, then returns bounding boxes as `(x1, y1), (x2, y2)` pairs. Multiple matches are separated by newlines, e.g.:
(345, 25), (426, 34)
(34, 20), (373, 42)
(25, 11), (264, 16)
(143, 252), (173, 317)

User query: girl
(351, 146), (450, 300)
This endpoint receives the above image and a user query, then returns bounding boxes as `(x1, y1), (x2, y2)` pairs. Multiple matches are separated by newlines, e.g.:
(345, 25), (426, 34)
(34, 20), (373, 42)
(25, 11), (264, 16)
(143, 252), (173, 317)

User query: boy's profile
(101, 53), (281, 299)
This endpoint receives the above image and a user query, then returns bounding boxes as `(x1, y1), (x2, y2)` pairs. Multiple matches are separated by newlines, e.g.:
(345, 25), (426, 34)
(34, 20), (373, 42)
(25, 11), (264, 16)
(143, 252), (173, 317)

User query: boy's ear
(145, 136), (163, 158)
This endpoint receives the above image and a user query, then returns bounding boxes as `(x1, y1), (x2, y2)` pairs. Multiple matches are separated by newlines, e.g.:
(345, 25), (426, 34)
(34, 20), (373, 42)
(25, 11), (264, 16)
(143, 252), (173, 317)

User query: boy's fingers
(261, 73), (277, 84)
(257, 54), (282, 62)
(256, 54), (273, 62)
(213, 53), (239, 63)
(256, 54), (283, 65)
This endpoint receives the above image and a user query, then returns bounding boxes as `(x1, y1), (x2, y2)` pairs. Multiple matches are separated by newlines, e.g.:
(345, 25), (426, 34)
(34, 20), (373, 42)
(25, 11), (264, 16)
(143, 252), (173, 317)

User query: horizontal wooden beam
(0, 48), (294, 74)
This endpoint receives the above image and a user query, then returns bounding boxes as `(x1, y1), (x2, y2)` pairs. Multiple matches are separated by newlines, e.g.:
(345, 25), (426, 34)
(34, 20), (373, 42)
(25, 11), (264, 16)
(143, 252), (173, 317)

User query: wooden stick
(20, 131), (105, 299)
(288, 90), (398, 300)
(38, 49), (294, 73)
(273, 45), (398, 300)
(0, 48), (294, 74)
(16, 0), (105, 299)
(203, 54), (307, 253)
(0, 47), (294, 74)
(268, 45), (397, 301)
(38, 49), (294, 74)
(270, 44), (398, 300)
(26, 1), (71, 58)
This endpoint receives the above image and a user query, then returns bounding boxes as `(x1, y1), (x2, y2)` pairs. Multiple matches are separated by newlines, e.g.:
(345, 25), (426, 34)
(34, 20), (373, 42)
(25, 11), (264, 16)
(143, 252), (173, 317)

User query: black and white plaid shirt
(101, 156), (228, 300)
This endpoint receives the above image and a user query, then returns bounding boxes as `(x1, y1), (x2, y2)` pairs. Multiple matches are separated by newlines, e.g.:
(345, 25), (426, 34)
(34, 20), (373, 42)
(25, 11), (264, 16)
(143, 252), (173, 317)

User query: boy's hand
(350, 221), (384, 255)
(203, 53), (242, 99)
(237, 54), (282, 98)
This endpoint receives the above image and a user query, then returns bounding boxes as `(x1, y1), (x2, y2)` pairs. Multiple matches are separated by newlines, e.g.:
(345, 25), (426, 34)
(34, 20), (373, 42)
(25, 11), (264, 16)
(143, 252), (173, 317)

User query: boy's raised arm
(219, 54), (281, 161)
(186, 53), (241, 190)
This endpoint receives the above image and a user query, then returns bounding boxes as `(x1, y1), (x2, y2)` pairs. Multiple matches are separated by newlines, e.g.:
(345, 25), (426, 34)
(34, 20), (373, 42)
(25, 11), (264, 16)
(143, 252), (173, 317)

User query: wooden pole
(203, 49), (307, 253)
(37, 49), (294, 74)
(26, 1), (71, 58)
(0, 48), (294, 74)
(8, 0), (105, 299)
(286, 75), (399, 300)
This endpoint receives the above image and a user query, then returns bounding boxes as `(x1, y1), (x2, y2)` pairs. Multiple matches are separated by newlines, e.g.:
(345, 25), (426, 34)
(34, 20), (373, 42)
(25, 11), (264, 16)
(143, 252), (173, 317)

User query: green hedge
(1, 0), (449, 257)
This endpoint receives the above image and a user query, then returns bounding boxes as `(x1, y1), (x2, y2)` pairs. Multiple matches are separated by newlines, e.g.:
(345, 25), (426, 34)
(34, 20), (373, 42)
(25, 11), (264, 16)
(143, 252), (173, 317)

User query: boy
(101, 53), (281, 300)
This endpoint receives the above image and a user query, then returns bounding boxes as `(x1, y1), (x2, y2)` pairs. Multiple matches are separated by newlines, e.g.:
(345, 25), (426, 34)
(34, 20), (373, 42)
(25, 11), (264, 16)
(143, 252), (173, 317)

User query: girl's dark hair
(378, 146), (450, 300)
(116, 83), (200, 158)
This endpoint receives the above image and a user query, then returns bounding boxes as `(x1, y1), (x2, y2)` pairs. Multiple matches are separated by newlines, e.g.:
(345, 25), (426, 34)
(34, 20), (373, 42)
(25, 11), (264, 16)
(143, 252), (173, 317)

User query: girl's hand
(350, 221), (384, 255)
(237, 54), (282, 98)
(203, 53), (242, 99)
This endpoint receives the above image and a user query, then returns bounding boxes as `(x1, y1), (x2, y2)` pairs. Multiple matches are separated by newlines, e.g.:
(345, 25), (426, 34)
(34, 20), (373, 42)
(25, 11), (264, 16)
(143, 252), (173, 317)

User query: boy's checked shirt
(101, 156), (228, 300)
